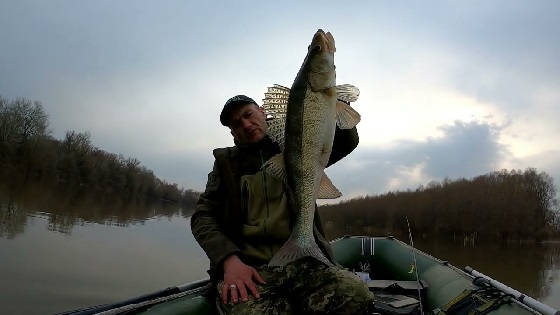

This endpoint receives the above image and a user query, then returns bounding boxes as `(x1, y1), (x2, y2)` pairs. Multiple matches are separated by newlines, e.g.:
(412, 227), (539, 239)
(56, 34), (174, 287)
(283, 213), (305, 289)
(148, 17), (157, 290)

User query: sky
(1, 1), (559, 200)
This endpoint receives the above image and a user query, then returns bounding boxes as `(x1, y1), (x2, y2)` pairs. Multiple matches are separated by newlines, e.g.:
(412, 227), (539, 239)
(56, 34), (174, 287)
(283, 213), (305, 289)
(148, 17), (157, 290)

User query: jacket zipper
(260, 150), (270, 238)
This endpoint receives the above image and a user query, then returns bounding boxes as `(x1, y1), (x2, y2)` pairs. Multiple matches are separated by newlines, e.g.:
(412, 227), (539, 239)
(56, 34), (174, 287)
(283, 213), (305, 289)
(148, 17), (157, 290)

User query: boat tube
(60, 236), (558, 315)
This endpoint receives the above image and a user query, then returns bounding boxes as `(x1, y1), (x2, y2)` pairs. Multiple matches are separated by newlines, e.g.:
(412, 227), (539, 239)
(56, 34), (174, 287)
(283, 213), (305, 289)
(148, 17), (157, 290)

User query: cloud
(503, 149), (560, 192)
(1, 1), (558, 198)
(327, 121), (508, 198)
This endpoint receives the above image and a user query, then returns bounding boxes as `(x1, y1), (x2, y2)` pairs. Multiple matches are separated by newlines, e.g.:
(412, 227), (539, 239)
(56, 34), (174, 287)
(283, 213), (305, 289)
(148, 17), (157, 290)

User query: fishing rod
(406, 216), (424, 315)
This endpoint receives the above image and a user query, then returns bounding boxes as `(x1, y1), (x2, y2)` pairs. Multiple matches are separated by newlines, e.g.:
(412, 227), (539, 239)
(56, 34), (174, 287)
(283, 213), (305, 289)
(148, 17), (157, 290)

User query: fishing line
(406, 216), (424, 315)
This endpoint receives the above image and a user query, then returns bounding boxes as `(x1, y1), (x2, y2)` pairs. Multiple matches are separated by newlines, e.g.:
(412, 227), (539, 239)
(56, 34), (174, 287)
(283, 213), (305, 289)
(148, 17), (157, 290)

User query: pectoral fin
(262, 153), (287, 182)
(317, 170), (342, 199)
(336, 101), (361, 129)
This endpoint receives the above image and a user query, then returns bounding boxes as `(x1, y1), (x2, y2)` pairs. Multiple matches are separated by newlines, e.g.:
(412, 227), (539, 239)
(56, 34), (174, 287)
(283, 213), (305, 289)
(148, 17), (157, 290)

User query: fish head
(309, 29), (336, 55)
(306, 30), (336, 92)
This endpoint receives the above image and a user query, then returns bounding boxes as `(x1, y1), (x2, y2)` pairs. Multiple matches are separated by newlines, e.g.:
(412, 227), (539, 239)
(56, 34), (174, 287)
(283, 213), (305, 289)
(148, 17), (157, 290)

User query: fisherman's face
(228, 103), (267, 144)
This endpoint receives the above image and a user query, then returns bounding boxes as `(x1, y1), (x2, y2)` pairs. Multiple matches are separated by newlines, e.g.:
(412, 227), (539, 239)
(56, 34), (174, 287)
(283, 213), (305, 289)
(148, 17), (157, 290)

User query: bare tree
(0, 96), (49, 144)
(63, 130), (92, 155)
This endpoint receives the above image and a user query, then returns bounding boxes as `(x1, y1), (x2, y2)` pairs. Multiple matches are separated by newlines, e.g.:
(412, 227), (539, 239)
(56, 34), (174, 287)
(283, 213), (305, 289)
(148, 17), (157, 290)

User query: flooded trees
(0, 96), (199, 208)
(319, 169), (560, 242)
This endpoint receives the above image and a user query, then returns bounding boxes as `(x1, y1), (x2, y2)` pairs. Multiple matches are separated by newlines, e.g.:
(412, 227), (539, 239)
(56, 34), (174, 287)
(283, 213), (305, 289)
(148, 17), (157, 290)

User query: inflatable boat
(60, 236), (559, 315)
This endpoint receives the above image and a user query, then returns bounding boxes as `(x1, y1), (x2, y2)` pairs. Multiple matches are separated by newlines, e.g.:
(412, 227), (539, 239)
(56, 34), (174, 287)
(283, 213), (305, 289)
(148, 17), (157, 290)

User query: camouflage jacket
(191, 127), (359, 280)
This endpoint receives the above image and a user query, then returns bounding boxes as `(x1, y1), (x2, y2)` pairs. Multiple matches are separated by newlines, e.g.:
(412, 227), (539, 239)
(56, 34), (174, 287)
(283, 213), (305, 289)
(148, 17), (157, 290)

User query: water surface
(1, 188), (558, 314)
(416, 238), (560, 308)
(0, 188), (207, 314)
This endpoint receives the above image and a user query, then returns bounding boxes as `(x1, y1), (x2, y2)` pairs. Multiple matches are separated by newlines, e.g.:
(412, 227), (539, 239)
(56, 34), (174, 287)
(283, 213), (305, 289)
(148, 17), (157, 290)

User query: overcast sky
(1, 1), (559, 200)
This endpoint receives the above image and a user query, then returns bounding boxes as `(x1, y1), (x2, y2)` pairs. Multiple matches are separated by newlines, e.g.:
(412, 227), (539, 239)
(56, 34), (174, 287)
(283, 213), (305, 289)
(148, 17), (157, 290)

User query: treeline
(320, 169), (560, 242)
(0, 96), (199, 207)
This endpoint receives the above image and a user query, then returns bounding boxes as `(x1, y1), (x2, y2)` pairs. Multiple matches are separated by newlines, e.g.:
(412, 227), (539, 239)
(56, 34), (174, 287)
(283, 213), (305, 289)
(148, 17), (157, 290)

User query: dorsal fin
(263, 84), (289, 150)
(263, 84), (361, 148)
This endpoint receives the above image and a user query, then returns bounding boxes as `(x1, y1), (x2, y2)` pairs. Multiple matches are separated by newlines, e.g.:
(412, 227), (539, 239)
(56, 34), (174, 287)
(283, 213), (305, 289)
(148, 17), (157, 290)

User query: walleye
(263, 30), (361, 266)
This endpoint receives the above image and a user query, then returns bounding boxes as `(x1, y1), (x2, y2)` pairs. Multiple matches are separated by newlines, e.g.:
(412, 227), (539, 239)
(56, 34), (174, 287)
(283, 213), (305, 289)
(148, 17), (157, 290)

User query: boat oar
(465, 266), (559, 315)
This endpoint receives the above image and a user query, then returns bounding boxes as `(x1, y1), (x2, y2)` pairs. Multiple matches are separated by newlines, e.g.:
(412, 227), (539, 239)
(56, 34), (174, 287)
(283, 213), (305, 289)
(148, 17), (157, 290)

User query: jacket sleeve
(327, 126), (359, 167)
(191, 160), (240, 274)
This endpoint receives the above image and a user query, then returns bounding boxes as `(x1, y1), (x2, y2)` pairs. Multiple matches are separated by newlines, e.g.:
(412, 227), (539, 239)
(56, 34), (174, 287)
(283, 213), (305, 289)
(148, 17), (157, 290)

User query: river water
(1, 188), (559, 314)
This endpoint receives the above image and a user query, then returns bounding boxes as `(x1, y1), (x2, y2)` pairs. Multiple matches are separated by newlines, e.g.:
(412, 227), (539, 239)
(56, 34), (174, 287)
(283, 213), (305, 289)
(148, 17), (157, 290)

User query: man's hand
(221, 254), (266, 304)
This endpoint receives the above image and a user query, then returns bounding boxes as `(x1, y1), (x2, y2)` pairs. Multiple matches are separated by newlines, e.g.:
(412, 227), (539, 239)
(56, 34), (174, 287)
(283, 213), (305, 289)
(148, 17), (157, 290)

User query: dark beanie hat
(219, 95), (257, 126)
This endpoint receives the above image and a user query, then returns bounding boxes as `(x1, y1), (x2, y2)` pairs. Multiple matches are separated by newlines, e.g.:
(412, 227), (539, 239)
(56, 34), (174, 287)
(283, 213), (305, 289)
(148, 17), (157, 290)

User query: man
(191, 95), (373, 314)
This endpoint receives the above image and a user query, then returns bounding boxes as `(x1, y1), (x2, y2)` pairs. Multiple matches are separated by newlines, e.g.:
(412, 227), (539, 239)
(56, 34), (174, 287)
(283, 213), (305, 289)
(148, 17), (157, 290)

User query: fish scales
(268, 30), (338, 266)
(290, 88), (336, 245)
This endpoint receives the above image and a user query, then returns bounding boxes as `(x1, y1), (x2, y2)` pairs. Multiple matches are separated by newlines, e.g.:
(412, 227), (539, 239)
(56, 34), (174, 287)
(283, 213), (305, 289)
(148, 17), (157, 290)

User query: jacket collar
(234, 135), (277, 152)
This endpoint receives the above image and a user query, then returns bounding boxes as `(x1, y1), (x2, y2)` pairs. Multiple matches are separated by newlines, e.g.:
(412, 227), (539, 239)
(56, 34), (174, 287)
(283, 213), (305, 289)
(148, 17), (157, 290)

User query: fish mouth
(309, 29), (335, 54)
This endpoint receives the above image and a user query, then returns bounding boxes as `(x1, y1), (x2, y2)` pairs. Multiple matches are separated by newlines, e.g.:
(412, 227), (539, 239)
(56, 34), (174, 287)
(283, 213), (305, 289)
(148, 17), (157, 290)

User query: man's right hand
(221, 254), (266, 304)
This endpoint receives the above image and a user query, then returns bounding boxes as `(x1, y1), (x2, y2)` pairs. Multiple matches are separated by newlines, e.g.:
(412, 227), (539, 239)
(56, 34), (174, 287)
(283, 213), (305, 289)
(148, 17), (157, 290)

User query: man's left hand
(221, 254), (266, 304)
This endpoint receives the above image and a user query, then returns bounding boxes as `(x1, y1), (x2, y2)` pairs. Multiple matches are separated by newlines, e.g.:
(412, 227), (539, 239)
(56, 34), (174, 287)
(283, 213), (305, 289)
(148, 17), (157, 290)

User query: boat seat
(366, 280), (427, 315)
(367, 279), (428, 291)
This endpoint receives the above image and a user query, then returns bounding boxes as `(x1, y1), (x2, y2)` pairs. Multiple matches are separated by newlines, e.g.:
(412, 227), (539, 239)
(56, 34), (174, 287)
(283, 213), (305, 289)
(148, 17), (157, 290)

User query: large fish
(263, 30), (361, 266)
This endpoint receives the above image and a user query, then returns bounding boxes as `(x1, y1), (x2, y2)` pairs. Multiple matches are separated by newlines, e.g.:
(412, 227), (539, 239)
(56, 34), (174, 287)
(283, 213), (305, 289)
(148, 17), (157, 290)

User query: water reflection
(0, 200), (27, 239)
(0, 185), (206, 315)
(416, 238), (560, 308)
(0, 184), (193, 238)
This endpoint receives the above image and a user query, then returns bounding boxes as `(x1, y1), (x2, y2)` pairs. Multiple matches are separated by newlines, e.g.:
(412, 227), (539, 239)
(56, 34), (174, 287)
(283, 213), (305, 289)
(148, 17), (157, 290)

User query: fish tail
(268, 237), (333, 267)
